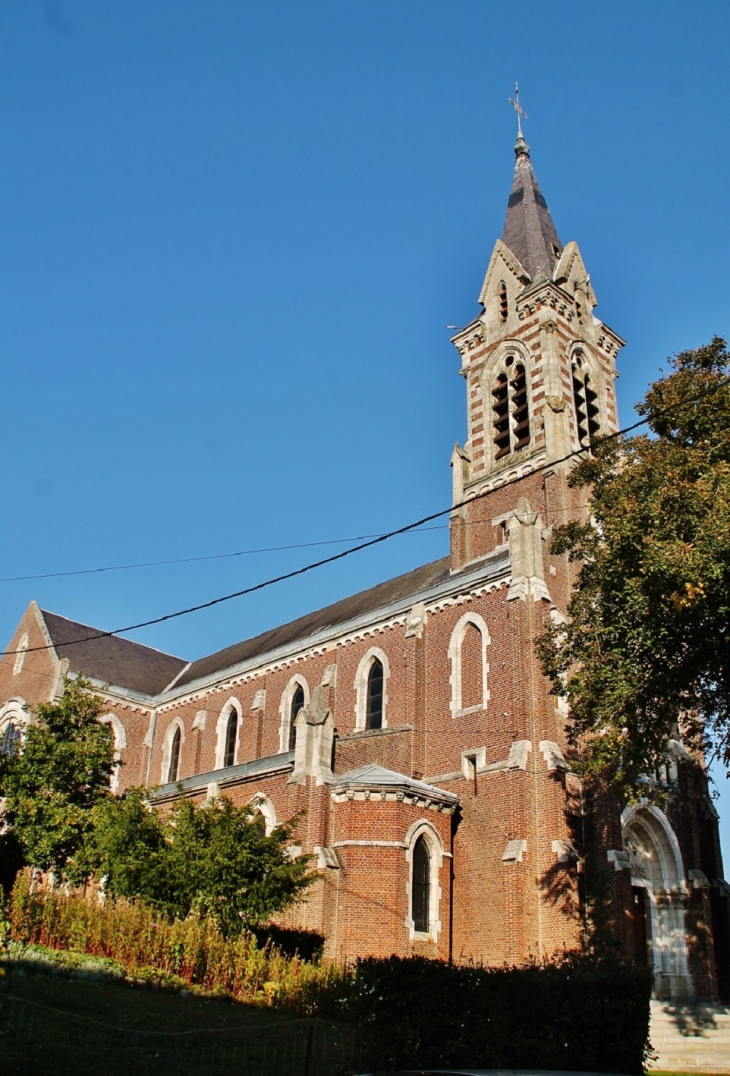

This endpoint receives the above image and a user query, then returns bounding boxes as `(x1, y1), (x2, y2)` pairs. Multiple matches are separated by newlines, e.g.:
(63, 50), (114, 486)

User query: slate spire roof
(500, 133), (563, 279)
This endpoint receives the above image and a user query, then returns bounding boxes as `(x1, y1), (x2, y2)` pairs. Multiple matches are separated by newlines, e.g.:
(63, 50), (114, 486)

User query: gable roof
(174, 557), (451, 688)
(40, 610), (188, 696)
(501, 134), (563, 279)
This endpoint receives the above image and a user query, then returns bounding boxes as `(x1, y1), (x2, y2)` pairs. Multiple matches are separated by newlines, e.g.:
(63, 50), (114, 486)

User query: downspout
(448, 810), (455, 965)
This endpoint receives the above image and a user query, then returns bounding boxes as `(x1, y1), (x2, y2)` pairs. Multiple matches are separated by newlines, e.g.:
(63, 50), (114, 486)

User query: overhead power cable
(0, 526), (449, 584)
(4, 372), (729, 660)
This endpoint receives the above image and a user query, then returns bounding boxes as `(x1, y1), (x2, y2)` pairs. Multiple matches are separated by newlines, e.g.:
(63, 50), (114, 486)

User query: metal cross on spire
(508, 82), (528, 137)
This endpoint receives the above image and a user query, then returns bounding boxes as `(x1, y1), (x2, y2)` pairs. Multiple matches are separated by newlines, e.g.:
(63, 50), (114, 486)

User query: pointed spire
(501, 89), (563, 279)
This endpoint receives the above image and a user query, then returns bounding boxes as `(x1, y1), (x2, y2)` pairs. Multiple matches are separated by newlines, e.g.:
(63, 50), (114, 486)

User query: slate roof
(501, 134), (563, 279)
(175, 557), (451, 688)
(41, 610), (188, 696)
(331, 763), (459, 804)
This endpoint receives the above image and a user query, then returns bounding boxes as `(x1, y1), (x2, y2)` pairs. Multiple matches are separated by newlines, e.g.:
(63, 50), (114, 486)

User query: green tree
(0, 676), (115, 880)
(538, 337), (730, 800)
(93, 791), (314, 936)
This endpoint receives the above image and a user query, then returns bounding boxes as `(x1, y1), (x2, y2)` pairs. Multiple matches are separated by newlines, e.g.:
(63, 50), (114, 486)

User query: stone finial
(405, 602), (428, 639)
(302, 684), (330, 726)
(288, 684), (335, 786)
(321, 664), (337, 688)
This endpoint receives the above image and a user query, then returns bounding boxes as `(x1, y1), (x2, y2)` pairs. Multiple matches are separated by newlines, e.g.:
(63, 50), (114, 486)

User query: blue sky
(1, 1), (729, 850)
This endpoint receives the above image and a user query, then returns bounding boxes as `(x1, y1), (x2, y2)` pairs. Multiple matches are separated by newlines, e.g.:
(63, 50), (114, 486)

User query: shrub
(9, 873), (343, 1014)
(341, 953), (652, 1075)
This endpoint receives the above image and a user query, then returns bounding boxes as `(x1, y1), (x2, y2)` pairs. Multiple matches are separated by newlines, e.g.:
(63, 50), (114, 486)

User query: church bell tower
(449, 101), (625, 583)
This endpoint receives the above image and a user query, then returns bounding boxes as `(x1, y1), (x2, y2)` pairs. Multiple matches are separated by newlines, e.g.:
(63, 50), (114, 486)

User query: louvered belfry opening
(366, 659), (383, 730)
(493, 358), (530, 462)
(572, 355), (600, 449)
(412, 835), (430, 932)
(573, 363), (588, 444)
(584, 373), (600, 442)
(290, 684), (304, 750)
(511, 363), (530, 449)
(492, 373), (511, 459)
(224, 709), (238, 767)
(498, 280), (508, 322)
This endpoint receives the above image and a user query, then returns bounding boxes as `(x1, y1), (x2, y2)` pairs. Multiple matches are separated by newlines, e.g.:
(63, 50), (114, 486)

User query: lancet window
(366, 659), (384, 730)
(290, 684), (305, 750)
(224, 708), (238, 768)
(411, 835), (431, 933)
(168, 727), (181, 783)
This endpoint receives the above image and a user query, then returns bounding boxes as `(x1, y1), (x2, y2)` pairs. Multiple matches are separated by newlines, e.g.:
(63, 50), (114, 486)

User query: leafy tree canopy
(538, 337), (730, 800)
(92, 790), (314, 937)
(0, 676), (115, 879)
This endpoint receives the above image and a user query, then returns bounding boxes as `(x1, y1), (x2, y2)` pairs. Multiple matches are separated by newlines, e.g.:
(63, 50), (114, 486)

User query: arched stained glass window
(290, 685), (305, 750)
(1, 721), (21, 756)
(366, 659), (383, 730)
(412, 835), (430, 933)
(224, 710), (238, 768)
(168, 727), (181, 783)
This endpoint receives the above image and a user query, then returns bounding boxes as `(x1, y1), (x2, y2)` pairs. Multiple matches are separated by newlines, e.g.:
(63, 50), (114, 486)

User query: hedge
(341, 954), (652, 1074)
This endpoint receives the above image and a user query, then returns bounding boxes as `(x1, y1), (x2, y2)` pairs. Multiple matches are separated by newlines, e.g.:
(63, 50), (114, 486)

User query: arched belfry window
(168, 727), (181, 783)
(290, 684), (305, 750)
(572, 353), (600, 449)
(367, 659), (384, 730)
(492, 356), (530, 461)
(224, 708), (238, 768)
(412, 835), (430, 933)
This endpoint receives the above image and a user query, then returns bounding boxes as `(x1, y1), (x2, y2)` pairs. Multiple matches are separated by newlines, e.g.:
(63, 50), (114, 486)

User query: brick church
(2, 126), (728, 1000)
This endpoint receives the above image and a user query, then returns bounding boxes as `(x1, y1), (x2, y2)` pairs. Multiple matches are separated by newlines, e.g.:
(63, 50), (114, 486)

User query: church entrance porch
(622, 805), (694, 999)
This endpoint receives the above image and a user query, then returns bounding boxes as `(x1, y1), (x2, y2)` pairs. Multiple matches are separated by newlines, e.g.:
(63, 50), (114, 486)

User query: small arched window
(168, 727), (181, 783)
(412, 835), (430, 933)
(290, 684), (305, 750)
(367, 659), (384, 730)
(1, 721), (21, 756)
(498, 281), (508, 322)
(224, 709), (238, 768)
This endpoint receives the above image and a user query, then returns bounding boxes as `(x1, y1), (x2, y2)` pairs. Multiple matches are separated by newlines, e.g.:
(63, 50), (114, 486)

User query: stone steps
(648, 999), (730, 1073)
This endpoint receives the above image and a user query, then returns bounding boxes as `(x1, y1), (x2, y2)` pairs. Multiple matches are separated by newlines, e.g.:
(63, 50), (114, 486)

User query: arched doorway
(622, 805), (693, 998)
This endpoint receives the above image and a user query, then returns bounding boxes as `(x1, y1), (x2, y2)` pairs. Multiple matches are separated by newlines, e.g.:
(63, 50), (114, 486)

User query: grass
(0, 951), (360, 1076)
